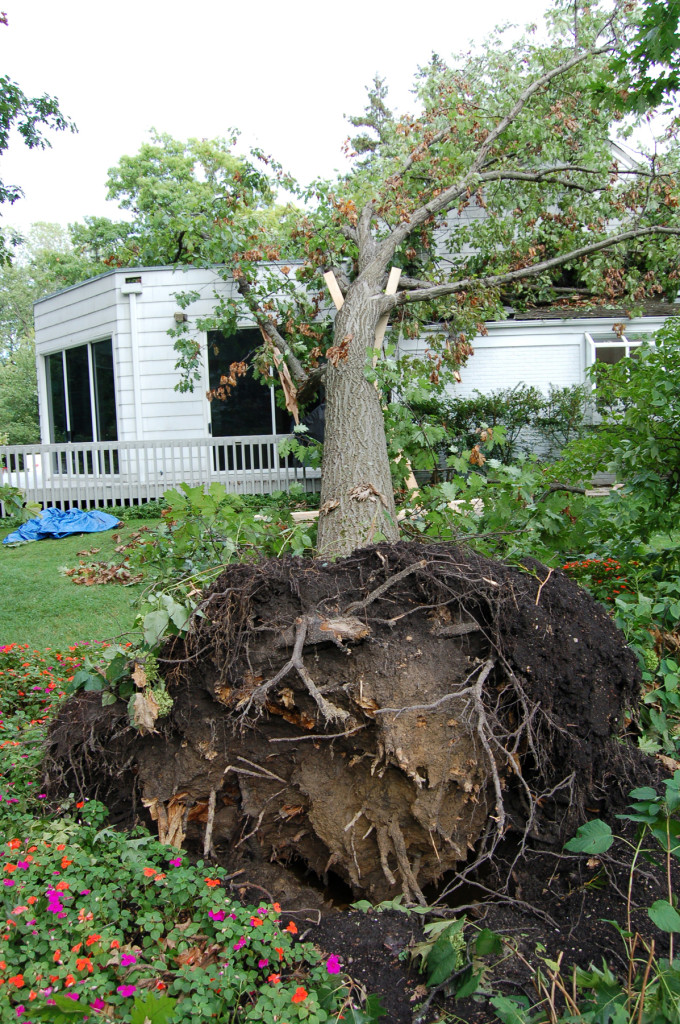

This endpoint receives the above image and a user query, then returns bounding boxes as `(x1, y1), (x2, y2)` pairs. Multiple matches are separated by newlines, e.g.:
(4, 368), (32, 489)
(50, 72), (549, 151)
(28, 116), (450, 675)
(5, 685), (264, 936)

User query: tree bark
(316, 281), (399, 557)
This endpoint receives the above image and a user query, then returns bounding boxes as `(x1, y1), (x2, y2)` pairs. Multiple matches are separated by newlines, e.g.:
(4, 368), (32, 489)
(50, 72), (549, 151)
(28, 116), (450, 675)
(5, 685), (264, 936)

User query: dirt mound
(45, 542), (641, 904)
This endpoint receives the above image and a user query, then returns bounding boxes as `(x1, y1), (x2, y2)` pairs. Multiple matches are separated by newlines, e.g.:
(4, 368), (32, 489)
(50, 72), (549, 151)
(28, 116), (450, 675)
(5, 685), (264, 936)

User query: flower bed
(0, 647), (357, 1024)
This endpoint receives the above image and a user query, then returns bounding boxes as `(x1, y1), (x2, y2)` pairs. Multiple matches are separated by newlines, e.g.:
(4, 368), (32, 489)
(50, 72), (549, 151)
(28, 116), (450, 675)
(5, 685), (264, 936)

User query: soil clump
(45, 541), (641, 914)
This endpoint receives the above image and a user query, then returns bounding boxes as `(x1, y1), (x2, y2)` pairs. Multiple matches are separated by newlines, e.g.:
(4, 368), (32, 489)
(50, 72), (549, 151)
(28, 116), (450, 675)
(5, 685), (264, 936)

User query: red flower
(291, 987), (308, 1003)
(267, 973), (281, 984)
(284, 921), (298, 934)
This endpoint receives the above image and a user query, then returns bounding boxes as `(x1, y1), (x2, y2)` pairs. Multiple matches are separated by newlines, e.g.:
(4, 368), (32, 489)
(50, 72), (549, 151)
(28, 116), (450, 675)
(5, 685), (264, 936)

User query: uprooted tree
(96, 0), (680, 557)
(45, 0), (680, 905)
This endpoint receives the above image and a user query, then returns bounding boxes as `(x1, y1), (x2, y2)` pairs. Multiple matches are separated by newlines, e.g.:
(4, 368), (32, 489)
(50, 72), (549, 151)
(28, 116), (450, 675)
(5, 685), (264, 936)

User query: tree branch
(235, 277), (308, 385)
(369, 44), (615, 272)
(389, 225), (680, 307)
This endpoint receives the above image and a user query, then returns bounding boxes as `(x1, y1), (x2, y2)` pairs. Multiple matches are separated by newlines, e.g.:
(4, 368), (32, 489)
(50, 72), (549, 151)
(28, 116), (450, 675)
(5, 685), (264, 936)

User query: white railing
(0, 436), (321, 512)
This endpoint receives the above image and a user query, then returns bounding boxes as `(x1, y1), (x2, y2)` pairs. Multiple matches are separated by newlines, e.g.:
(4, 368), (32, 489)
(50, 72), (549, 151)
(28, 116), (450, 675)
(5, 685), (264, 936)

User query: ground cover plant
(0, 644), (373, 1024)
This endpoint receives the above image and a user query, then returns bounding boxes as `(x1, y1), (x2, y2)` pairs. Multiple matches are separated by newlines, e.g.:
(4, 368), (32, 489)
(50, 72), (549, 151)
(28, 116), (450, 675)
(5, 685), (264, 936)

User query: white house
(1, 264), (675, 510)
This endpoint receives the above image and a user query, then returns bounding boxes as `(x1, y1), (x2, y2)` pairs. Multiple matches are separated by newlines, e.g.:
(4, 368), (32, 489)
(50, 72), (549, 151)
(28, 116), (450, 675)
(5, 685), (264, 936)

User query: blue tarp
(3, 507), (121, 545)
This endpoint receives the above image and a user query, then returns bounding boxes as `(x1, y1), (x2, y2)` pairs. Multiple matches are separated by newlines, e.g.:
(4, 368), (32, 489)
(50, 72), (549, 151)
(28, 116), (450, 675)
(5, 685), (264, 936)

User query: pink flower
(120, 953), (137, 966)
(233, 937), (246, 951)
(116, 984), (136, 997)
(208, 910), (225, 922)
(326, 954), (341, 974)
(89, 997), (106, 1010)
(169, 857), (181, 866)
(258, 958), (269, 968)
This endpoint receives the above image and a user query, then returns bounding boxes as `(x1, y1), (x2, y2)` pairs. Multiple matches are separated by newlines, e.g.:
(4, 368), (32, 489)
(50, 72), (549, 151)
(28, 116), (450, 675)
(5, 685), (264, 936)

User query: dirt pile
(45, 542), (641, 904)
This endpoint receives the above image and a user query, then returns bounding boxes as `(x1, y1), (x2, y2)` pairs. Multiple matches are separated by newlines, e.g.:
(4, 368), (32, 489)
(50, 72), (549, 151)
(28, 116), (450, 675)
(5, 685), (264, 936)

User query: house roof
(510, 300), (680, 321)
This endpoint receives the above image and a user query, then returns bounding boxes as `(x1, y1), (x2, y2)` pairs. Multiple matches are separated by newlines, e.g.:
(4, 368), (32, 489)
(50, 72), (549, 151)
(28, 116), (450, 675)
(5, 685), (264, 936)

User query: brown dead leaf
(319, 499), (339, 516)
(278, 805), (305, 820)
(132, 691), (159, 734)
(132, 662), (147, 689)
(347, 483), (389, 507)
(469, 444), (486, 467)
(279, 687), (296, 709)
(326, 334), (352, 367)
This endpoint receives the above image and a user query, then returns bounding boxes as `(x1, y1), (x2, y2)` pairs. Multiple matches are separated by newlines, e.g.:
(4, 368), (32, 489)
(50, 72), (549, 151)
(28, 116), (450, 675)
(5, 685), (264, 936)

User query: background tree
(0, 13), (75, 263)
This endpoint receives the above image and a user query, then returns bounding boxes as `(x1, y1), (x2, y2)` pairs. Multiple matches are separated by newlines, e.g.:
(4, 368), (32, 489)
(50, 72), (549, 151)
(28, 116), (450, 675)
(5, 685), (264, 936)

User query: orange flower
(291, 987), (308, 1003)
(53, 950), (61, 963)
(77, 908), (93, 922)
(61, 856), (72, 869)
(272, 902), (281, 913)
(156, 981), (167, 990)
(28, 990), (36, 1001)
(267, 973), (281, 984)
(154, 872), (166, 880)
(143, 867), (157, 878)
(75, 801), (85, 809)
(71, 942), (82, 953)
(76, 957), (93, 973)
(275, 947), (284, 960)
(110, 940), (120, 950)
(0, 961), (5, 969)
(27, 896), (37, 905)
(65, 973), (76, 987)
(284, 921), (298, 934)
(55, 882), (69, 891)
(205, 878), (220, 888)
(251, 917), (264, 927)
(56, 844), (66, 852)
(6, 840), (20, 850)
(8, 974), (24, 988)
(85, 934), (101, 947)
(3, 864), (16, 873)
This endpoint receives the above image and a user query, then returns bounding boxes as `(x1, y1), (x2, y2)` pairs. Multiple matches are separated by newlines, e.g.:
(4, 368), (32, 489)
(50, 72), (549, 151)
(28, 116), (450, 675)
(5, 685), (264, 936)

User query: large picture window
(45, 340), (118, 444)
(207, 329), (288, 437)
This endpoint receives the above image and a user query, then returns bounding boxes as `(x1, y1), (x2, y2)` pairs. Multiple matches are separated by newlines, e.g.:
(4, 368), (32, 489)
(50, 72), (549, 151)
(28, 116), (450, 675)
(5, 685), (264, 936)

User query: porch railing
(0, 436), (321, 513)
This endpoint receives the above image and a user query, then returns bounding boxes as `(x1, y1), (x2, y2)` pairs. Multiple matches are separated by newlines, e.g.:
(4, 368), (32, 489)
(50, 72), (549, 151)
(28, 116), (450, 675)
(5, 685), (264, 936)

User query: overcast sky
(2, 0), (553, 235)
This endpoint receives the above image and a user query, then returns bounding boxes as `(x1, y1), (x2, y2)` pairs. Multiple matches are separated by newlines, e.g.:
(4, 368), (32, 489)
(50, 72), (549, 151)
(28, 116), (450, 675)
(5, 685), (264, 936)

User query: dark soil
(43, 540), (660, 1021)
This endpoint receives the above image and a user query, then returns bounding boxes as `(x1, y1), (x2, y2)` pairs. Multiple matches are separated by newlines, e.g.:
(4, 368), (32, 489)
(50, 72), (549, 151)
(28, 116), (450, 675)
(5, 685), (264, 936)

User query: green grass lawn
(0, 518), (162, 647)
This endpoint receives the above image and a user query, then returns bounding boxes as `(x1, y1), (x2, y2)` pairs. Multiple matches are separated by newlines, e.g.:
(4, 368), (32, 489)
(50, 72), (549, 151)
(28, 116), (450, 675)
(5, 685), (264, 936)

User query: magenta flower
(89, 997), (106, 1010)
(169, 857), (182, 867)
(326, 955), (341, 974)
(208, 910), (226, 922)
(116, 984), (137, 997)
(233, 937), (246, 951)
(3, 879), (14, 887)
(120, 953), (137, 966)
(258, 958), (269, 968)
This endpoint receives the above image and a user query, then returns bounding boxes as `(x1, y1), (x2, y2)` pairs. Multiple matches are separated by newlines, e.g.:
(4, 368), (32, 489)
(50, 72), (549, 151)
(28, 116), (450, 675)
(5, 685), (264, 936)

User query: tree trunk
(316, 282), (399, 557)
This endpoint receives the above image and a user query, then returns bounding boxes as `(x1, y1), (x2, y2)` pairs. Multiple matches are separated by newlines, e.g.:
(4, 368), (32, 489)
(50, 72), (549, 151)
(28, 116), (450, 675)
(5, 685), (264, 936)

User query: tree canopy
(0, 14), (75, 263)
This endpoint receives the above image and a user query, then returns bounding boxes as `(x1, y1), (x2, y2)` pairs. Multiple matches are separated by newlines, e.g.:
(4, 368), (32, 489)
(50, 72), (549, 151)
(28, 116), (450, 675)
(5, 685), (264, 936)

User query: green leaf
(426, 933), (462, 988)
(564, 818), (614, 854)
(130, 991), (178, 1024)
(144, 608), (170, 646)
(490, 994), (532, 1024)
(454, 968), (481, 999)
(648, 899), (680, 932)
(476, 927), (503, 955)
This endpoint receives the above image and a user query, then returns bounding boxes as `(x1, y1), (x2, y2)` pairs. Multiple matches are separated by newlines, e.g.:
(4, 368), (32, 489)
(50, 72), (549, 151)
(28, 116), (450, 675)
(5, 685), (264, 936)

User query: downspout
(121, 278), (144, 439)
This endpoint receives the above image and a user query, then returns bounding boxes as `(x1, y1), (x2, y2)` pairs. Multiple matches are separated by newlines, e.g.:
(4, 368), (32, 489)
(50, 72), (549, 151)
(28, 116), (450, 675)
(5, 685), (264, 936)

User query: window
(586, 331), (648, 372)
(45, 340), (118, 444)
(207, 329), (288, 437)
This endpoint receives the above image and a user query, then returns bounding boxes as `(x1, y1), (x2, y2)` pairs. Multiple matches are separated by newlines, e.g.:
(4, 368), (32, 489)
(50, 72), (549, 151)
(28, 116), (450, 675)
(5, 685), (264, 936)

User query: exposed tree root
(44, 542), (642, 905)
